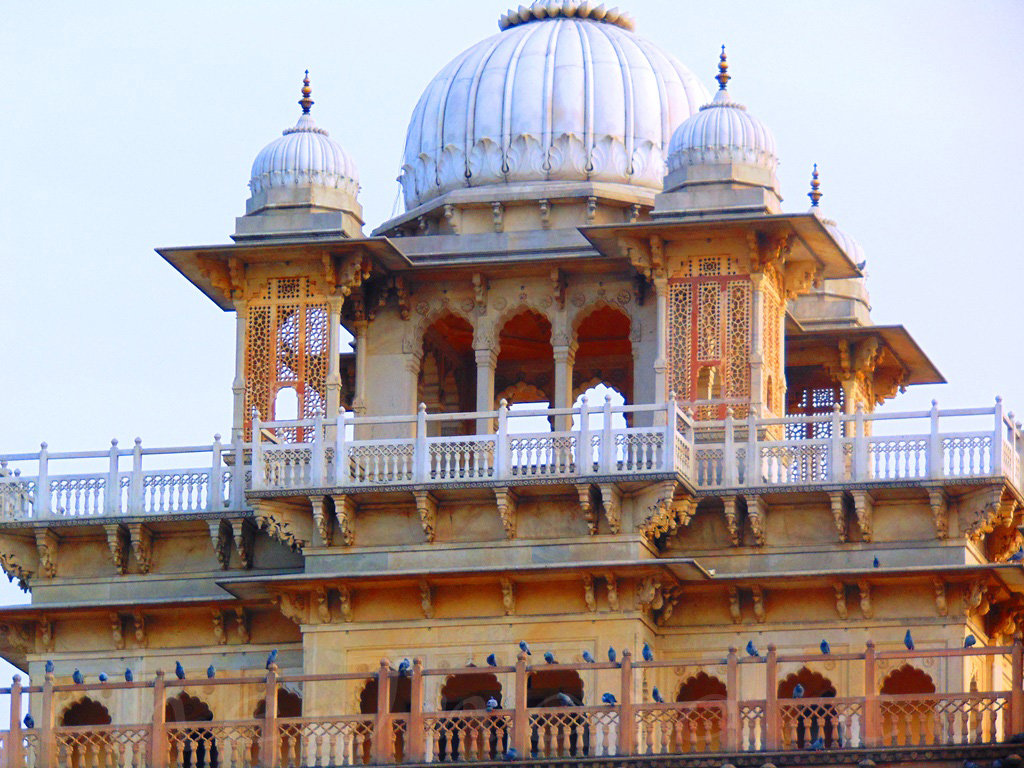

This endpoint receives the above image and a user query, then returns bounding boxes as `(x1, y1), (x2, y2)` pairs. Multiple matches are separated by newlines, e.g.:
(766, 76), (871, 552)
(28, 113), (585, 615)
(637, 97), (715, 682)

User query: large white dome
(399, 1), (710, 211)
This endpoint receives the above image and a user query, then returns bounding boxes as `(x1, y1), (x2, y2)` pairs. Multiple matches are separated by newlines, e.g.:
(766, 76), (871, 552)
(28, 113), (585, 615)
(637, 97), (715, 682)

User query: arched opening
(271, 386), (300, 442)
(58, 698), (112, 768)
(778, 668), (839, 749)
(418, 313), (476, 435)
(359, 676), (411, 762)
(434, 673), (505, 761)
(673, 672), (727, 752)
(527, 670), (586, 757)
(572, 304), (633, 406)
(256, 690), (303, 766)
(880, 665), (936, 746)
(494, 309), (553, 413)
(166, 692), (216, 768)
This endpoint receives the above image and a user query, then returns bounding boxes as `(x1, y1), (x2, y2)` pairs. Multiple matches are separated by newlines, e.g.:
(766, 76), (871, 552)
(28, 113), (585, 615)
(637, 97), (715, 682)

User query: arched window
(359, 676), (411, 762)
(418, 312), (476, 434)
(880, 665), (936, 746)
(778, 668), (839, 749)
(256, 690), (303, 766)
(572, 304), (633, 406)
(674, 673), (727, 752)
(435, 673), (506, 761)
(494, 309), (553, 417)
(59, 698), (113, 768)
(165, 693), (216, 768)
(527, 670), (586, 758)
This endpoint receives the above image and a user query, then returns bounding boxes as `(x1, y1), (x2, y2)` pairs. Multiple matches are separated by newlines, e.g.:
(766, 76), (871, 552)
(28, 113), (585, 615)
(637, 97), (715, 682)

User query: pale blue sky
(0, 0), (1021, 680)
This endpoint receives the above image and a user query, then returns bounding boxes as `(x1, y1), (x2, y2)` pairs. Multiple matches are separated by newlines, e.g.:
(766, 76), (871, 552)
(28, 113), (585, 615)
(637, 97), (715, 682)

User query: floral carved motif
(208, 519), (231, 569)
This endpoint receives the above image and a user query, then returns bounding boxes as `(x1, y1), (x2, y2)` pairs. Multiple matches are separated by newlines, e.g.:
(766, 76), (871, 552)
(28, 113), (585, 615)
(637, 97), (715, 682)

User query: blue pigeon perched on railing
(398, 659), (411, 677)
(608, 646), (617, 663)
(45, 660), (54, 674)
(503, 748), (519, 761)
(745, 640), (759, 657)
(873, 556), (880, 568)
(904, 630), (914, 650)
(820, 639), (831, 655)
(555, 693), (574, 706)
(266, 649), (278, 669)
(519, 641), (531, 656)
(486, 697), (498, 712)
(175, 661), (186, 680)
(809, 737), (824, 750)
(124, 668), (133, 682)
(23, 713), (34, 729)
(652, 687), (664, 703)
(793, 683), (804, 698)
(72, 669), (84, 685)
(582, 650), (595, 663)
(486, 653), (497, 667)
(98, 673), (108, 683)
(1010, 549), (1024, 562)
(642, 642), (654, 661)
(207, 665), (216, 678)
(543, 651), (556, 664)
(601, 692), (617, 706)
(965, 635), (977, 648)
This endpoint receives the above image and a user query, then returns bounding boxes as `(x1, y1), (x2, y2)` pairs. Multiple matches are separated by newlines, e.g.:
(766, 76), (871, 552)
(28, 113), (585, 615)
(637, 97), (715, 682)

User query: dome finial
(808, 163), (822, 207)
(716, 45), (730, 91)
(299, 70), (314, 115)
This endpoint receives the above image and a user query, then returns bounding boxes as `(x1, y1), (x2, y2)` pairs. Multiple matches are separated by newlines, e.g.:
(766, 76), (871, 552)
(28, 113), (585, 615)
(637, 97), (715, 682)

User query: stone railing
(1, 399), (1019, 522)
(2, 641), (1022, 768)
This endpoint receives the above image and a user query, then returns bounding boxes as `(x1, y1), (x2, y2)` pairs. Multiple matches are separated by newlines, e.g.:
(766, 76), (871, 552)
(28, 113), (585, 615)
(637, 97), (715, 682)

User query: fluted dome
(399, 1), (710, 211)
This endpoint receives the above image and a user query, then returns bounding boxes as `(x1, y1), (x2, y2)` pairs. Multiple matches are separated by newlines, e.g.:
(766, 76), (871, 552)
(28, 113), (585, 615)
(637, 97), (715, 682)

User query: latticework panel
(167, 722), (261, 768)
(529, 708), (620, 758)
(779, 699), (863, 749)
(725, 280), (751, 415)
(55, 726), (149, 768)
(635, 704), (725, 754)
(880, 695), (1007, 746)
(696, 284), (721, 361)
(278, 716), (374, 767)
(762, 274), (784, 416)
(423, 713), (511, 763)
(666, 283), (692, 401)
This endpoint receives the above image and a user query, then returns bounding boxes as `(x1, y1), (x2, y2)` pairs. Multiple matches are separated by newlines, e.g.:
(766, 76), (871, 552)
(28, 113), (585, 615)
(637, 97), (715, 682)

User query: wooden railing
(2, 641), (1023, 767)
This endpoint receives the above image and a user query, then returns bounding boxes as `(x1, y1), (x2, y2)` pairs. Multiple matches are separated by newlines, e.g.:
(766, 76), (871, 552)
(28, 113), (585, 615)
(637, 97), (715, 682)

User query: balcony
(0, 399), (1020, 523)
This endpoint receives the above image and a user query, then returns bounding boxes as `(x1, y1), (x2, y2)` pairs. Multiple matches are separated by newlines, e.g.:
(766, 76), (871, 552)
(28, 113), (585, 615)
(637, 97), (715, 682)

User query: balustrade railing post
(662, 396), (676, 473)
(311, 414), (325, 486)
(618, 649), (634, 755)
(512, 653), (528, 757)
(373, 659), (394, 764)
(251, 413), (265, 491)
(232, 441), (246, 508)
(414, 404), (428, 483)
(262, 663), (280, 768)
(36, 443), (50, 519)
(150, 670), (167, 768)
(746, 413), (759, 487)
(994, 397), (1005, 476)
(1011, 637), (1023, 736)
(601, 394), (615, 474)
(335, 407), (348, 485)
(210, 435), (223, 511)
(863, 640), (879, 747)
(725, 647), (739, 751)
(130, 438), (144, 513)
(495, 400), (509, 481)
(105, 439), (120, 516)
(928, 399), (943, 480)
(854, 405), (869, 481)
(408, 658), (425, 763)
(830, 405), (845, 482)
(37, 672), (55, 768)
(763, 644), (779, 750)
(724, 409), (737, 487)
(8, 674), (23, 768)
(578, 399), (591, 477)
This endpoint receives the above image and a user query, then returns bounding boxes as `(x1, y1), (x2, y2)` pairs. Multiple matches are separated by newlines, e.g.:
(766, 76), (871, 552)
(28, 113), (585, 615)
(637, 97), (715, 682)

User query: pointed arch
(165, 692), (216, 768)
(880, 664), (937, 746)
(571, 302), (633, 405)
(676, 671), (727, 702)
(418, 309), (477, 432)
(58, 697), (113, 768)
(880, 664), (935, 695)
(778, 667), (838, 750)
(673, 672), (726, 751)
(493, 307), (554, 411)
(60, 696), (112, 726)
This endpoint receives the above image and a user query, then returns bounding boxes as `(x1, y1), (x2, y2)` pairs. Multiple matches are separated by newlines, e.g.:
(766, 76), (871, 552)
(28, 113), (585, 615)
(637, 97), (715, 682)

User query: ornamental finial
(716, 45), (730, 91)
(299, 70), (314, 115)
(808, 163), (822, 207)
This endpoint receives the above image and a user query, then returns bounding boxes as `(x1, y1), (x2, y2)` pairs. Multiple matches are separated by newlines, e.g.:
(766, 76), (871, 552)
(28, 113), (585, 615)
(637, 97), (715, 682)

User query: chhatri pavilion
(0, 3), (1022, 768)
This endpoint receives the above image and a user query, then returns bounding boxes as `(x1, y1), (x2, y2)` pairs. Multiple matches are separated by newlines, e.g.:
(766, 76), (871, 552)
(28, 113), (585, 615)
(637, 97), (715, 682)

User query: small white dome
(400, 1), (710, 210)
(667, 48), (776, 174)
(249, 74), (358, 199)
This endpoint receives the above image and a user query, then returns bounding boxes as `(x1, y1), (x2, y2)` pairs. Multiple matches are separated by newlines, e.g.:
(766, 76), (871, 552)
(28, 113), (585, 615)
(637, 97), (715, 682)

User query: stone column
(474, 348), (498, 434)
(231, 299), (248, 443)
(749, 273), (766, 418)
(652, 276), (668, 403)
(352, 319), (369, 416)
(325, 298), (345, 423)
(552, 342), (577, 432)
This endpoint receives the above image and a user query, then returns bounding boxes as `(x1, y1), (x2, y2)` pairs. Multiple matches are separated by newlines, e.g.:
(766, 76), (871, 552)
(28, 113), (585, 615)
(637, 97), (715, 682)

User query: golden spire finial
(808, 163), (822, 207)
(716, 45), (730, 91)
(299, 70), (314, 115)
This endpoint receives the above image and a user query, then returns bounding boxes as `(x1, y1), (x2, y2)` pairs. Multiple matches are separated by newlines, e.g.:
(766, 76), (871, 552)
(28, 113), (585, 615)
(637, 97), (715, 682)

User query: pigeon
(555, 693), (575, 706)
(793, 683), (805, 699)
(124, 668), (133, 683)
(608, 647), (617, 663)
(582, 650), (596, 663)
(543, 652), (556, 664)
(965, 635), (977, 648)
(398, 659), (411, 677)
(207, 665), (216, 679)
(23, 713), (34, 729)
(820, 640), (831, 655)
(44, 660), (54, 674)
(503, 748), (519, 761)
(652, 687), (664, 703)
(1009, 732), (1024, 744)
(601, 692), (617, 706)
(98, 673), (108, 683)
(964, 762), (981, 768)
(642, 643), (654, 662)
(809, 737), (825, 751)
(856, 260), (868, 272)
(745, 640), (759, 657)
(1010, 549), (1024, 563)
(519, 641), (531, 656)
(266, 649), (278, 669)
(873, 557), (880, 568)
(72, 669), (84, 685)
(175, 661), (186, 680)
(486, 696), (498, 712)
(904, 630), (914, 651)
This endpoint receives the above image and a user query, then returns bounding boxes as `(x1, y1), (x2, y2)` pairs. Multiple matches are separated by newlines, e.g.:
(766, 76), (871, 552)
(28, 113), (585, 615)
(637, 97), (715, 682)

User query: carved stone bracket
(728, 587), (742, 624)
(311, 496), (333, 547)
(37, 616), (54, 652)
(933, 578), (948, 618)
(722, 497), (740, 547)
(254, 500), (309, 552)
(852, 491), (874, 542)
(104, 524), (129, 575)
(500, 577), (515, 616)
(273, 590), (308, 625)
(833, 582), (848, 620)
(235, 607), (250, 643)
(231, 519), (255, 569)
(128, 523), (153, 574)
(414, 491), (438, 543)
(331, 495), (356, 547)
(857, 581), (873, 619)
(744, 495), (767, 547)
(494, 487), (518, 540)
(314, 586), (332, 624)
(638, 481), (679, 544)
(751, 586), (766, 623)
(0, 552), (32, 591)
(928, 489), (949, 540)
(132, 610), (147, 647)
(963, 578), (991, 620)
(208, 519), (231, 570)
(829, 492), (848, 542)
(35, 529), (57, 579)
(577, 484), (598, 535)
(338, 586), (354, 622)
(582, 574), (597, 612)
(109, 611), (125, 649)
(419, 580), (434, 619)
(656, 586), (681, 626)
(636, 575), (663, 614)
(472, 273), (489, 314)
(598, 483), (622, 535)
(604, 572), (619, 611)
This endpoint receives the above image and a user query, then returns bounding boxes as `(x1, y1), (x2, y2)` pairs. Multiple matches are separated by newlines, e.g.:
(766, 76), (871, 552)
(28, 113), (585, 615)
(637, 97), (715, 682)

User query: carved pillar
(325, 298), (345, 422)
(352, 319), (369, 416)
(653, 276), (668, 401)
(749, 273), (766, 418)
(552, 342), (577, 432)
(231, 299), (248, 443)
(474, 348), (498, 434)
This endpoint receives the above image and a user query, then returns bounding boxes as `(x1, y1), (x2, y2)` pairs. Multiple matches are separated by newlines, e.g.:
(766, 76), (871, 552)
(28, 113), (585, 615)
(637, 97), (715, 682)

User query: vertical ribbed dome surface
(667, 89), (778, 172)
(249, 113), (359, 197)
(400, 9), (710, 210)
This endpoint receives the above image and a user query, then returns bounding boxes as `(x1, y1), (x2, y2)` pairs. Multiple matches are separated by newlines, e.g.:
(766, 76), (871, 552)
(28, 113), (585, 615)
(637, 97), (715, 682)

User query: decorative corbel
(208, 519), (231, 569)
(751, 586), (766, 623)
(857, 581), (873, 619)
(727, 587), (742, 624)
(577, 484), (597, 535)
(582, 574), (597, 612)
(414, 491), (438, 544)
(492, 202), (504, 233)
(0, 553), (32, 591)
(852, 491), (874, 542)
(34, 529), (57, 579)
(833, 582), (849, 620)
(928, 489), (949, 540)
(933, 578), (948, 618)
(104, 524), (129, 575)
(338, 585), (354, 622)
(604, 572), (619, 611)
(331, 494), (356, 547)
(636, 575), (662, 614)
(418, 580), (434, 619)
(964, 578), (991, 619)
(37, 616), (54, 653)
(235, 607), (250, 643)
(128, 523), (153, 574)
(585, 196), (598, 224)
(132, 610), (147, 647)
(675, 497), (696, 529)
(722, 496), (740, 546)
(443, 204), (460, 235)
(472, 273), (488, 315)
(538, 199), (551, 229)
(638, 481), (679, 544)
(628, 203), (642, 224)
(494, 487), (518, 540)
(829, 492), (848, 542)
(106, 612), (124, 650)
(598, 483), (622, 535)
(231, 519), (254, 569)
(550, 268), (566, 310)
(500, 577), (515, 616)
(273, 591), (308, 625)
(315, 586), (331, 624)
(656, 586), (681, 626)
(210, 609), (226, 644)
(310, 496), (332, 548)
(393, 277), (411, 321)
(744, 495), (767, 547)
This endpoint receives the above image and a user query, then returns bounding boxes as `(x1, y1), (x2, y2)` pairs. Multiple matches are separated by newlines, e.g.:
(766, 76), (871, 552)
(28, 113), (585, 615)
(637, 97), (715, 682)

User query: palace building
(1, 3), (1022, 768)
